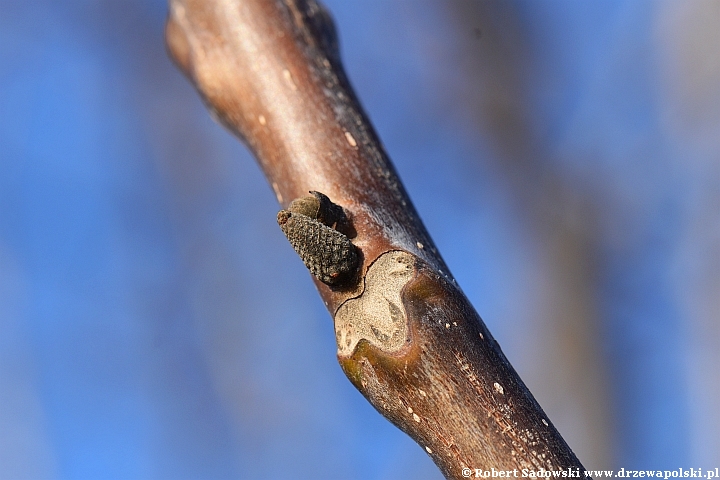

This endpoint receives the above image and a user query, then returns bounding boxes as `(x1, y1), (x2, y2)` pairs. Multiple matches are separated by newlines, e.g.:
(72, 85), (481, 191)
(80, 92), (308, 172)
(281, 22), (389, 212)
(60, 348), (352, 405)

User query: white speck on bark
(283, 69), (297, 90)
(272, 182), (282, 203)
(344, 131), (357, 147)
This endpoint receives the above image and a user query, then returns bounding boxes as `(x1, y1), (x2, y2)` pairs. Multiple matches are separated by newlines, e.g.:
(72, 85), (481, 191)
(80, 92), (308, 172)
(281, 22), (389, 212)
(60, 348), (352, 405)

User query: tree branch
(165, 0), (586, 477)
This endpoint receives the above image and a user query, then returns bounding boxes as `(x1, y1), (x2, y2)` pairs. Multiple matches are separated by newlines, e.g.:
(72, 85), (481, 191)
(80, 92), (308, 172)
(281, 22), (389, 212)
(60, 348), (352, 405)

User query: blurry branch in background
(165, 0), (586, 477)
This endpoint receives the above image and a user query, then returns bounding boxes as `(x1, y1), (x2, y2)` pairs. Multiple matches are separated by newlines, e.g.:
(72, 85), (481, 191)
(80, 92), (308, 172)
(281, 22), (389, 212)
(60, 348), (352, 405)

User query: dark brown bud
(277, 192), (359, 286)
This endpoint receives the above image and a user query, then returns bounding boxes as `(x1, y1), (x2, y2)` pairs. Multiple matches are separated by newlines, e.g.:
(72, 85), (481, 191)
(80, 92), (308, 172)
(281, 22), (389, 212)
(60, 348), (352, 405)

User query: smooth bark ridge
(165, 0), (586, 477)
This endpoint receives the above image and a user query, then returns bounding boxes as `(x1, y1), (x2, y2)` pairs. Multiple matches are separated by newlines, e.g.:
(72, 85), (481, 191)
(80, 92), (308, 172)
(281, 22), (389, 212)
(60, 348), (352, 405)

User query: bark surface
(165, 0), (586, 477)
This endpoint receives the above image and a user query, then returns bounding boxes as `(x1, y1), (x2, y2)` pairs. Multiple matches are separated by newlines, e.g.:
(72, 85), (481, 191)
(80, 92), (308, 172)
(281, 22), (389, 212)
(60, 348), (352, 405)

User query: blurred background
(1, 0), (719, 478)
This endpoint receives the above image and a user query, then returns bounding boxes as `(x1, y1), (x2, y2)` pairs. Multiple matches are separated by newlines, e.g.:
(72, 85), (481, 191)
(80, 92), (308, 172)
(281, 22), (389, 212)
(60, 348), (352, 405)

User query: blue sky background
(1, 1), (719, 478)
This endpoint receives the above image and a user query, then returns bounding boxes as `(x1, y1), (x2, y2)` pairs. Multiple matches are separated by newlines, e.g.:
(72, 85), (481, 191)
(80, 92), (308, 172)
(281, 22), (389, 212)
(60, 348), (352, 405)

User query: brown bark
(165, 0), (586, 477)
